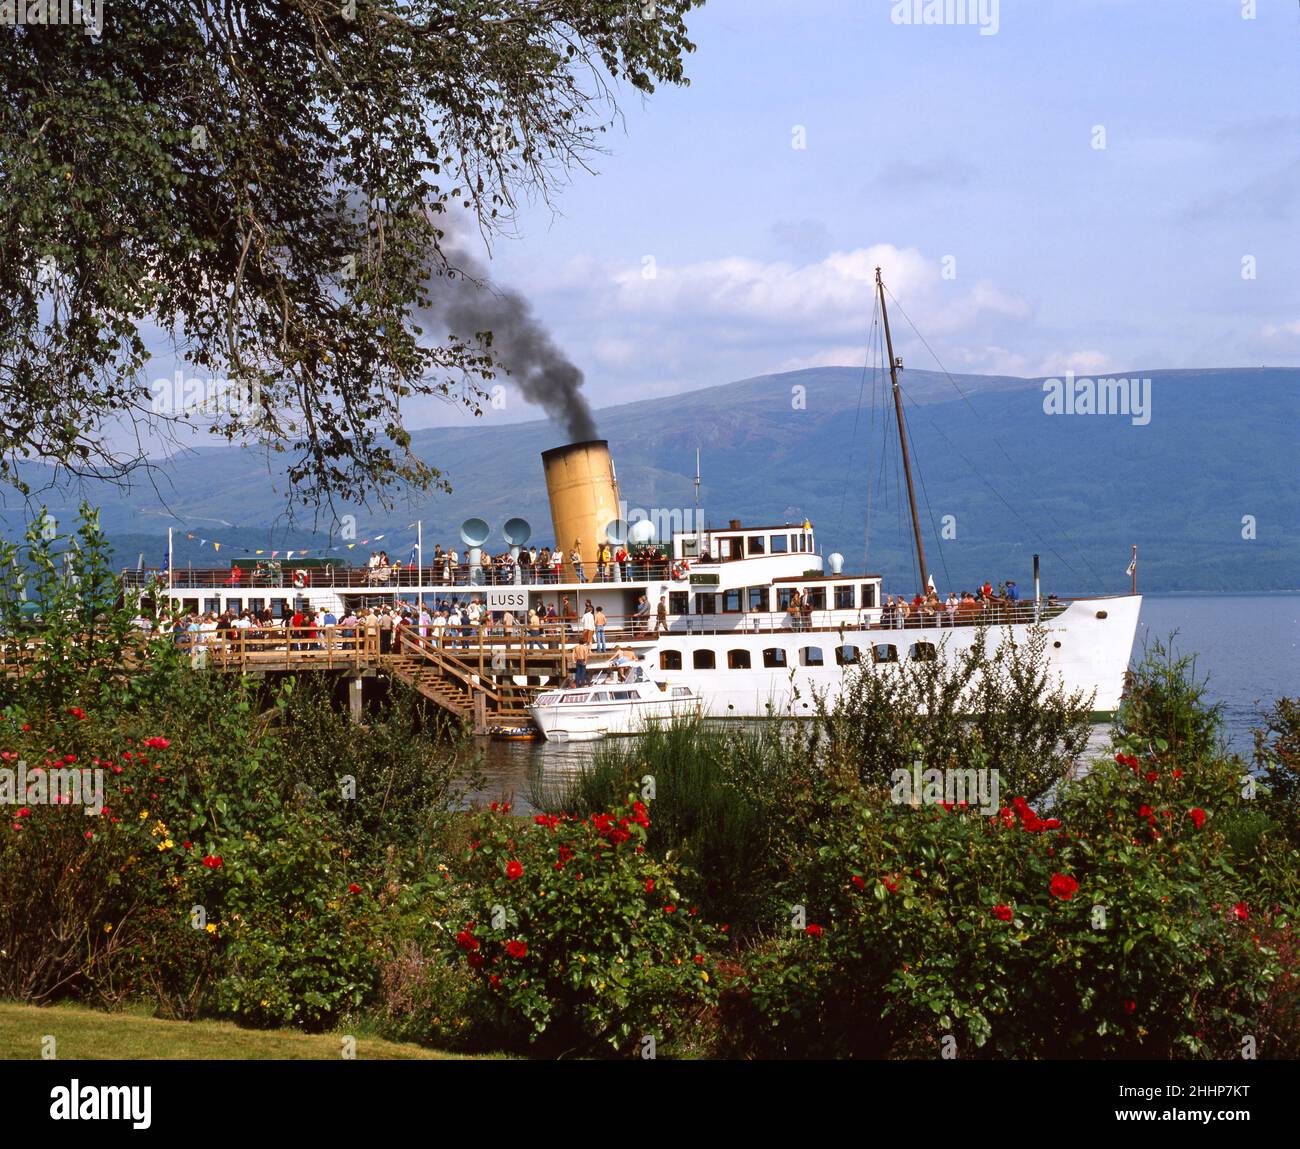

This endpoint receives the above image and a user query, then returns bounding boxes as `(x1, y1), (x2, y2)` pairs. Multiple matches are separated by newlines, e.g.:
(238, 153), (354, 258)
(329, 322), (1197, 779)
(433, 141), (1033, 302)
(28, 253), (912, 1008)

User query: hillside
(10, 367), (1299, 594)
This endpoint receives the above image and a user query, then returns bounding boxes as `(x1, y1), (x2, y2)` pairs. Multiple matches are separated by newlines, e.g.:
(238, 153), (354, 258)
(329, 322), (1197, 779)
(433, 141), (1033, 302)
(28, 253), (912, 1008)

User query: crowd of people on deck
(875, 580), (1029, 628)
(354, 541), (673, 588)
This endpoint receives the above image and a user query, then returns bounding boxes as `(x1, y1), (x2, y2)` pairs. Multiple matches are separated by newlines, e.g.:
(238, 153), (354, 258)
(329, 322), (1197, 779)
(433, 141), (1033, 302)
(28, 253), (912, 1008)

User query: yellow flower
(138, 810), (149, 820)
(103, 923), (113, 933)
(260, 999), (270, 1007)
(157, 838), (174, 851)
(701, 971), (710, 982)
(205, 923), (217, 934)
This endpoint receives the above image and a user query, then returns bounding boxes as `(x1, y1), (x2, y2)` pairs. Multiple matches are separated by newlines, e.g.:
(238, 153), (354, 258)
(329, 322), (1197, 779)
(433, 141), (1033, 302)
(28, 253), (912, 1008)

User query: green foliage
(0, 1), (702, 504)
(265, 676), (477, 874)
(1116, 635), (1223, 765)
(739, 757), (1275, 1059)
(1256, 697), (1300, 844)
(531, 719), (807, 935)
(442, 799), (719, 1056)
(202, 810), (380, 1032)
(811, 624), (1094, 803)
(0, 502), (148, 709)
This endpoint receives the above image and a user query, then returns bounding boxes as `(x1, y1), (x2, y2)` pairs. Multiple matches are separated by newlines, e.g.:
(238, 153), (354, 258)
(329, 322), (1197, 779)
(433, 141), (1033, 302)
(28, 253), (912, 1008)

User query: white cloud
(593, 246), (1034, 351)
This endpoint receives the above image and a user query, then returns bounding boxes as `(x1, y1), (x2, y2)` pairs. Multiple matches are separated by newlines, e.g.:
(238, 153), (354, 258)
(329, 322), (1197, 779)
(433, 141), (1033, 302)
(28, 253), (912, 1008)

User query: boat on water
(529, 664), (700, 741)
(127, 270), (1141, 734)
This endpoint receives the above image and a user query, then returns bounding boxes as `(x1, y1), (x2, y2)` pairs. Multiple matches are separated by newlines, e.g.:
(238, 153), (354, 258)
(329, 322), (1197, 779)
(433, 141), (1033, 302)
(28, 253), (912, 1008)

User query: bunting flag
(166, 524), (413, 559)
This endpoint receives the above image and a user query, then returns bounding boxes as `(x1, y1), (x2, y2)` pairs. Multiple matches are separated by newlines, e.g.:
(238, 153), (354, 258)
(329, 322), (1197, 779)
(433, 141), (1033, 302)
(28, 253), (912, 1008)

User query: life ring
(293, 569), (309, 589)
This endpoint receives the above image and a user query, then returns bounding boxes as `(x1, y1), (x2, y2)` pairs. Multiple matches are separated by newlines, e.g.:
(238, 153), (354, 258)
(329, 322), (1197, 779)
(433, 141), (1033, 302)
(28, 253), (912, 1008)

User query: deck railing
(122, 560), (676, 592)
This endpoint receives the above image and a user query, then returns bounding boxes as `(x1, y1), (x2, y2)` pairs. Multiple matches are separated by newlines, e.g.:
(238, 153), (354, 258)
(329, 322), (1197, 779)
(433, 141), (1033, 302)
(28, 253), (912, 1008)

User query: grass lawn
(0, 1001), (480, 1060)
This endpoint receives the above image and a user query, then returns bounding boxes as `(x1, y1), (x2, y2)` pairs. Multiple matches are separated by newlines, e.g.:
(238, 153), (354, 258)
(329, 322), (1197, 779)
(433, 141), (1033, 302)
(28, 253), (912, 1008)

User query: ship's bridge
(671, 519), (817, 567)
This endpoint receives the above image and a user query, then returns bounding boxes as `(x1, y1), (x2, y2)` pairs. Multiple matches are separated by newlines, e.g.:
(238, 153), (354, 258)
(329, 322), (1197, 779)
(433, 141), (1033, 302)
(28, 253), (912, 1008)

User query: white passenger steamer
(129, 271), (1141, 738)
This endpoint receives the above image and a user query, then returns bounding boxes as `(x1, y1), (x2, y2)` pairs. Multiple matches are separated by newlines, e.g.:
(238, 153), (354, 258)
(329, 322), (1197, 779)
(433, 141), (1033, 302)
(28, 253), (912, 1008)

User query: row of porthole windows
(658, 643), (937, 671)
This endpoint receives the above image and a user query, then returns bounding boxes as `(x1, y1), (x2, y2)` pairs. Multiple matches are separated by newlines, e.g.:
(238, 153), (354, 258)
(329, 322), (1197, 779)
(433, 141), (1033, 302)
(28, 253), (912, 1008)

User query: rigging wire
(896, 378), (1091, 586)
(836, 298), (880, 541)
(882, 284), (1107, 591)
(899, 398), (954, 595)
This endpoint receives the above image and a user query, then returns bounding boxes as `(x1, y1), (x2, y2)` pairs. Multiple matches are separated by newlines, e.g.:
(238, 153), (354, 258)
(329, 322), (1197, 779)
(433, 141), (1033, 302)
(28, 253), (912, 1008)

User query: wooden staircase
(385, 639), (539, 730)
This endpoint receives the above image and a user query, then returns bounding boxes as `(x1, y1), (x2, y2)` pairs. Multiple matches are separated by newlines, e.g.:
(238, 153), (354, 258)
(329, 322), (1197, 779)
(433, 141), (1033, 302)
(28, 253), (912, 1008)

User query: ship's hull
(642, 596), (1141, 720)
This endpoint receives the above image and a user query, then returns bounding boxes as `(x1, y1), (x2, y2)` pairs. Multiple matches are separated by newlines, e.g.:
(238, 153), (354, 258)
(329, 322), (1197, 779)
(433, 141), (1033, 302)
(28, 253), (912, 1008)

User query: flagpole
(1131, 545), (1137, 595)
(167, 528), (173, 591)
(417, 520), (423, 611)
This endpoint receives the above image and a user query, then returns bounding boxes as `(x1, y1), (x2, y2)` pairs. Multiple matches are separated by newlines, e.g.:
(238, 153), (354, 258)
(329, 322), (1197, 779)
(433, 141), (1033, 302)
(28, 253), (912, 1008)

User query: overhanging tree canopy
(0, 0), (700, 507)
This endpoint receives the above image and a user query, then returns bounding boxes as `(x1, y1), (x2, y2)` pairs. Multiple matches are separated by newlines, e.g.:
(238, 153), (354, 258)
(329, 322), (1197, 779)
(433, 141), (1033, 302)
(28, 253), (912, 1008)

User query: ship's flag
(1126, 556), (1136, 577)
(926, 573), (936, 591)
(213, 542), (220, 553)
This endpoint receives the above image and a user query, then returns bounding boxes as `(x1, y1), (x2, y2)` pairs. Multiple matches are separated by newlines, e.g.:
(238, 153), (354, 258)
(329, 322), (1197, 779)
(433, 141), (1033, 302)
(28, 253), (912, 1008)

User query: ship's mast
(876, 267), (929, 593)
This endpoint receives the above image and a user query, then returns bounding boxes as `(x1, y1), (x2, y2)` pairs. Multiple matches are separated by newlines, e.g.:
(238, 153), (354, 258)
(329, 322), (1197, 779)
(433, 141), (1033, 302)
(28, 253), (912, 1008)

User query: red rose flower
(143, 737), (170, 750)
(991, 905), (1013, 921)
(664, 904), (676, 914)
(1188, 808), (1207, 829)
(1232, 902), (1249, 922)
(506, 939), (528, 959)
(347, 883), (362, 894)
(505, 859), (523, 881)
(1049, 873), (1079, 900)
(851, 875), (866, 891)
(489, 974), (501, 988)
(455, 928), (479, 952)
(1123, 1000), (1137, 1014)
(805, 924), (824, 938)
(201, 854), (223, 869)
(1145, 771), (1158, 784)
(68, 707), (87, 720)
(645, 879), (655, 893)
(467, 951), (485, 968)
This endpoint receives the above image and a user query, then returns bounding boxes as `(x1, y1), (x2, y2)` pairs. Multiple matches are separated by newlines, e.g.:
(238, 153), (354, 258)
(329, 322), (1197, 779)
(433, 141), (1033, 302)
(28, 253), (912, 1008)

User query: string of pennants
(180, 522), (420, 561)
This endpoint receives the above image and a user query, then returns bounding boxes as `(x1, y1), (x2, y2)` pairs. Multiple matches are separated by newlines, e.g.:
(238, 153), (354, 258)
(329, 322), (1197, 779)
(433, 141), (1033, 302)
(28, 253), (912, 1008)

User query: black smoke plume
(426, 234), (596, 443)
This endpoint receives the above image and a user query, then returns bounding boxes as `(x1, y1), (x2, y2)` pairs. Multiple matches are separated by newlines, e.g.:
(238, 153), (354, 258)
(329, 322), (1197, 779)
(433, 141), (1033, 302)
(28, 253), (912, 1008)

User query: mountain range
(7, 366), (1298, 595)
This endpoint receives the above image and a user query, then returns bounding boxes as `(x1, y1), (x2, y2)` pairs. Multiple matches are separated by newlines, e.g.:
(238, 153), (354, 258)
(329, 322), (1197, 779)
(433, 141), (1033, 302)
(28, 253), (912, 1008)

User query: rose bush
(440, 797), (720, 1055)
(737, 742), (1281, 1058)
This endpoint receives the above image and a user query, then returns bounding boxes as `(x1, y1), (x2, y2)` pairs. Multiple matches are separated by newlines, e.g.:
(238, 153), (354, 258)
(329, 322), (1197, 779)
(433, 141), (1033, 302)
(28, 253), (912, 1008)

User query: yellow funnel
(541, 440), (621, 580)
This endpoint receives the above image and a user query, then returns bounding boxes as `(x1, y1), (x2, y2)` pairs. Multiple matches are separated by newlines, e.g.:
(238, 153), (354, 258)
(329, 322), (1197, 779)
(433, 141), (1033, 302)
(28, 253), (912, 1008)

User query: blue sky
(141, 0), (1299, 438)
(439, 0), (1298, 427)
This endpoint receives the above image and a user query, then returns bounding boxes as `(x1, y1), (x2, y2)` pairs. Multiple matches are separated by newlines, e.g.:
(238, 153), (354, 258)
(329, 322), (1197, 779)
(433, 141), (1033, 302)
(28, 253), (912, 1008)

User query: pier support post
(349, 675), (364, 724)
(473, 691), (488, 736)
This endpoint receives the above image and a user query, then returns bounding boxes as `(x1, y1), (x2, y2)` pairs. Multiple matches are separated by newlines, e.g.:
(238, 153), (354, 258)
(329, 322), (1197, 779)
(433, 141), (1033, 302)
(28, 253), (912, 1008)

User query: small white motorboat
(528, 662), (700, 741)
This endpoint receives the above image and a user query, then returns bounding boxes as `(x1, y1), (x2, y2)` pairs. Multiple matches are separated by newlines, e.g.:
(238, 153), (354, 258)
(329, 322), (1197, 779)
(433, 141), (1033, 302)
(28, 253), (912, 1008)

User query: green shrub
(1256, 698), (1300, 844)
(531, 719), (804, 935)
(443, 798), (720, 1056)
(738, 756), (1278, 1058)
(813, 624), (1094, 803)
(202, 808), (380, 1031)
